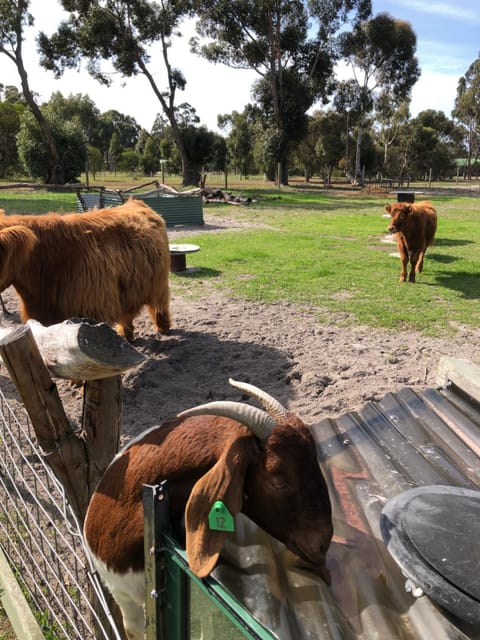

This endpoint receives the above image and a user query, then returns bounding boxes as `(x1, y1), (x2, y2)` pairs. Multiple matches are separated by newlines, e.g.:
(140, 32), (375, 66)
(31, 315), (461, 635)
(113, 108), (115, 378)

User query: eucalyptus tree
(0, 99), (24, 177)
(333, 79), (364, 177)
(374, 96), (410, 174)
(218, 107), (257, 178)
(17, 108), (87, 183)
(0, 0), (62, 182)
(453, 57), (480, 178)
(38, 0), (204, 186)
(47, 92), (102, 142)
(338, 12), (420, 183)
(191, 0), (371, 184)
(0, 84), (26, 104)
(293, 110), (346, 182)
(395, 110), (457, 181)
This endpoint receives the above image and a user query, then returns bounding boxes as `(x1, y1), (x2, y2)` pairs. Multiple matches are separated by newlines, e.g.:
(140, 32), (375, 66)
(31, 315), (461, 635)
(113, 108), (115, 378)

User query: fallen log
(0, 317), (145, 380)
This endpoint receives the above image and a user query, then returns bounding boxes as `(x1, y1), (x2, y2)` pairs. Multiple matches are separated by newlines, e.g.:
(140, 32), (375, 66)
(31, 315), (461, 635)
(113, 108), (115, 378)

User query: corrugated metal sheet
(76, 190), (204, 227)
(211, 358), (480, 640)
(135, 193), (204, 226)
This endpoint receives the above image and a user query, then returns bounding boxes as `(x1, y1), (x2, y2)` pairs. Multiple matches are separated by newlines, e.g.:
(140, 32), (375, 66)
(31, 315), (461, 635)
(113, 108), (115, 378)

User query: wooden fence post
(0, 325), (90, 519)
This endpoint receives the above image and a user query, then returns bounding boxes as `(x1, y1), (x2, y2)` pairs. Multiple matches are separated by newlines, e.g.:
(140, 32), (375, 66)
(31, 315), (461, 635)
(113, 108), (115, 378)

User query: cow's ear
(384, 204), (392, 213)
(184, 435), (255, 578)
(405, 204), (413, 214)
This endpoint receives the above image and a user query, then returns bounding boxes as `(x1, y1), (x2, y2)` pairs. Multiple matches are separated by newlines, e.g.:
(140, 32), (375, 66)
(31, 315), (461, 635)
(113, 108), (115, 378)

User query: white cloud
(418, 41), (473, 74)
(409, 70), (458, 116)
(392, 0), (480, 23)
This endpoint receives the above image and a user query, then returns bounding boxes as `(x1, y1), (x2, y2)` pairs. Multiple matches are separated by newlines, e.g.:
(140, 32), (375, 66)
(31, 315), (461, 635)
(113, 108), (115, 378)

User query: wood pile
(201, 187), (254, 205)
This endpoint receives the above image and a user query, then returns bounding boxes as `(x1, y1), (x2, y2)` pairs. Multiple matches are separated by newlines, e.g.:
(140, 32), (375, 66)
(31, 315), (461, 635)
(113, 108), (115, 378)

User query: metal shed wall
(135, 193), (204, 226)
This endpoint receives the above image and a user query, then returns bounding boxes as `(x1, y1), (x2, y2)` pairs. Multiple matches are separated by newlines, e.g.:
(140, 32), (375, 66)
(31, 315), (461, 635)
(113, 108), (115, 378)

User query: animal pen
(1, 319), (480, 639)
(0, 321), (273, 640)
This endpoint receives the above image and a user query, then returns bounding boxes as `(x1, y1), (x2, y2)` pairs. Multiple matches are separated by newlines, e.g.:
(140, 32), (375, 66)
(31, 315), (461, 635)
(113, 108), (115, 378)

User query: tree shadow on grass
(433, 272), (480, 300)
(433, 238), (474, 248)
(427, 253), (458, 264)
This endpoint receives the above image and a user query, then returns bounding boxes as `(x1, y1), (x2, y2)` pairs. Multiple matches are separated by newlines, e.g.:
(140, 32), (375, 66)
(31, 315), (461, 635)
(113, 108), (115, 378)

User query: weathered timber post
(0, 324), (90, 518)
(0, 319), (146, 640)
(82, 377), (123, 496)
(0, 319), (146, 521)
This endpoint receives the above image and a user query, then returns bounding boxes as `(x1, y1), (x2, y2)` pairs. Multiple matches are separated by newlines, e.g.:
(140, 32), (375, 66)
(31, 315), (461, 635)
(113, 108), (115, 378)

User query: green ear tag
(208, 501), (235, 532)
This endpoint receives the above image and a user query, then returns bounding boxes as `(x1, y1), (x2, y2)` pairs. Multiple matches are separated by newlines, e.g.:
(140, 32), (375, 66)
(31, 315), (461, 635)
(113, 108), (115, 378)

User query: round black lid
(381, 485), (480, 624)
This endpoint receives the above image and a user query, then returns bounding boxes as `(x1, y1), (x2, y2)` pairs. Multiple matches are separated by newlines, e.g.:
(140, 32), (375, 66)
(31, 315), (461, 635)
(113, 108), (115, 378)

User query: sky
(1, 0), (479, 133)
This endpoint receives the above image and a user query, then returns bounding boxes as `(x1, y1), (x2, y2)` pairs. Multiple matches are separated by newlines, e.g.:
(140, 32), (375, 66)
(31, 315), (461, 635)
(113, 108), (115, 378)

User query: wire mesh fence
(0, 387), (120, 639)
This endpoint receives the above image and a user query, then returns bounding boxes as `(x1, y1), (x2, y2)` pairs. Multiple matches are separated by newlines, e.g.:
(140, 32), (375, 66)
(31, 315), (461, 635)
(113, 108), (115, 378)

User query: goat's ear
(185, 436), (255, 578)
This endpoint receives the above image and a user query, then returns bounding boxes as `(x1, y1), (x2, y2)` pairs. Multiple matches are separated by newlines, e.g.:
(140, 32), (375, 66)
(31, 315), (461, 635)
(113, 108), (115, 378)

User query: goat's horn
(228, 378), (288, 421)
(177, 401), (276, 441)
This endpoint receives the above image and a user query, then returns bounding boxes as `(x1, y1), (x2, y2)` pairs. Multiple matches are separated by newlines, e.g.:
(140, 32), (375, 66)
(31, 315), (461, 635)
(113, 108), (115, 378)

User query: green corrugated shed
(77, 189), (203, 227)
(133, 193), (204, 226)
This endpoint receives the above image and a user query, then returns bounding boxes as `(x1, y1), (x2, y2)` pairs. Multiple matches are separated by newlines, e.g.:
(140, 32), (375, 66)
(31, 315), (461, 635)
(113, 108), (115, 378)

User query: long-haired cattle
(0, 199), (170, 340)
(83, 379), (333, 640)
(385, 200), (437, 283)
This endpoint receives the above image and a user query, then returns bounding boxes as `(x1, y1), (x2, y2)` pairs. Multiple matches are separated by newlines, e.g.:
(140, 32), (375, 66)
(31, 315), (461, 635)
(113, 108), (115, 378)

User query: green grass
(172, 190), (480, 337)
(0, 182), (479, 337)
(0, 189), (77, 214)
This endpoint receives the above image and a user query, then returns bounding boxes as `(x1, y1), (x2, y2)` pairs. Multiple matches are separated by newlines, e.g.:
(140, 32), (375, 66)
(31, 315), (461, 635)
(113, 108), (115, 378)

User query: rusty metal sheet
(212, 377), (480, 640)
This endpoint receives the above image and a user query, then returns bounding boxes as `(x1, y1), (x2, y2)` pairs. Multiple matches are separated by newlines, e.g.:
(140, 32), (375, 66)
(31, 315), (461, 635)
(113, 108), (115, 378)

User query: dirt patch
(1, 208), (479, 437)
(0, 257), (479, 443)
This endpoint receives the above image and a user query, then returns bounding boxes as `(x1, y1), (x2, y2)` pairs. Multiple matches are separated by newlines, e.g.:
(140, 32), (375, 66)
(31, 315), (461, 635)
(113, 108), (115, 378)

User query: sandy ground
(0, 207), (479, 440)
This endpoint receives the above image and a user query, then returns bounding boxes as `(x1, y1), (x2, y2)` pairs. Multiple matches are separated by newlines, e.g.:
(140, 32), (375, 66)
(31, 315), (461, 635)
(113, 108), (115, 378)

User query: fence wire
(0, 387), (120, 639)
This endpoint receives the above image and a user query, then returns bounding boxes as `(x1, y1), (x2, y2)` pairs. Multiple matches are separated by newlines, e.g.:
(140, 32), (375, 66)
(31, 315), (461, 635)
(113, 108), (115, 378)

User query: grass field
(0, 176), (479, 337)
(170, 189), (480, 337)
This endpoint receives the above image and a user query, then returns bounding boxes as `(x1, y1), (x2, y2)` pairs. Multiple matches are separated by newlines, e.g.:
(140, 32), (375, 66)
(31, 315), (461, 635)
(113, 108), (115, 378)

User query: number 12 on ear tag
(208, 501), (235, 532)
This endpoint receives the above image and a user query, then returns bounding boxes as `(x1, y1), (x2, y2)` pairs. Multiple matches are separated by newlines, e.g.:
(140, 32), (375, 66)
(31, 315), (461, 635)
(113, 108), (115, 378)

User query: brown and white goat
(83, 379), (333, 640)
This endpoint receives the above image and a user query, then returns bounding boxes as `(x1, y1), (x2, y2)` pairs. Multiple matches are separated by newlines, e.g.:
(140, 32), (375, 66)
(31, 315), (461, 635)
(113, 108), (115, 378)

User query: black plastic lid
(381, 485), (480, 624)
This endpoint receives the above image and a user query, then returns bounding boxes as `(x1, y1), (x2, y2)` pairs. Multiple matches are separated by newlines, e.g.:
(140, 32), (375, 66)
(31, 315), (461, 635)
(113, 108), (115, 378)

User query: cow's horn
(177, 401), (276, 441)
(228, 378), (288, 421)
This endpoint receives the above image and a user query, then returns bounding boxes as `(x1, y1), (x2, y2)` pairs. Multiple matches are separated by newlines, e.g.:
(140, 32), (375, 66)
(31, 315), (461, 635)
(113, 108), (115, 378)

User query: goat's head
(178, 379), (333, 581)
(385, 202), (412, 234)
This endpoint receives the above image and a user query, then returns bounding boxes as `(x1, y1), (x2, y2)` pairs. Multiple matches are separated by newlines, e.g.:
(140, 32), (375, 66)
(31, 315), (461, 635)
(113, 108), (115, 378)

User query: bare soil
(0, 208), (479, 440)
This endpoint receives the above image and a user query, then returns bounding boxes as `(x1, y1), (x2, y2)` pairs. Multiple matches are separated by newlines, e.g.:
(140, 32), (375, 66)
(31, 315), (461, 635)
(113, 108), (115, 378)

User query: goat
(0, 198), (171, 341)
(83, 378), (333, 640)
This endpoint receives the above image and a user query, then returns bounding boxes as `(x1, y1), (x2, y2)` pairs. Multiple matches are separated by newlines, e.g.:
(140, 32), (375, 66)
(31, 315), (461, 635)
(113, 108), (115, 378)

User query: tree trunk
(137, 48), (200, 187)
(278, 157), (289, 186)
(354, 114), (365, 185)
(15, 38), (62, 184)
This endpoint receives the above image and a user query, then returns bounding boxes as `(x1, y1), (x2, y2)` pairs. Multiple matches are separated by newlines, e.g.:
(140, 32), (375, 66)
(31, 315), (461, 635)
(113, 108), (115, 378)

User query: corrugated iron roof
(212, 357), (480, 640)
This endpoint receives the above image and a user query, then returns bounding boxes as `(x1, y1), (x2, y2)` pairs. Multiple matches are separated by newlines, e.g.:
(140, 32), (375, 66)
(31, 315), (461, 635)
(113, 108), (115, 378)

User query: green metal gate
(143, 483), (277, 640)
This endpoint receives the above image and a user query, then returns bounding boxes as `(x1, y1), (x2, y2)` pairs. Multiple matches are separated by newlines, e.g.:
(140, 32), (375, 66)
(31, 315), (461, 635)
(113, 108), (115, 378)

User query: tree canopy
(0, 0), (64, 182)
(191, 0), (372, 183)
(453, 57), (480, 177)
(338, 12), (420, 182)
(38, 0), (205, 185)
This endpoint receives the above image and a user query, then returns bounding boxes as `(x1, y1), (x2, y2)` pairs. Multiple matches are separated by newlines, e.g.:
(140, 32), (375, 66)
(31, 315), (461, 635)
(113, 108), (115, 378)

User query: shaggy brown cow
(84, 378), (333, 640)
(0, 199), (170, 340)
(385, 200), (437, 283)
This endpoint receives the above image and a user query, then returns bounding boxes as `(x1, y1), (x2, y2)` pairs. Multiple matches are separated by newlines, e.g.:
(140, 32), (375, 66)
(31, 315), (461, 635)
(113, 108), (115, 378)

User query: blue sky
(372, 0), (480, 117)
(1, 0), (479, 131)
